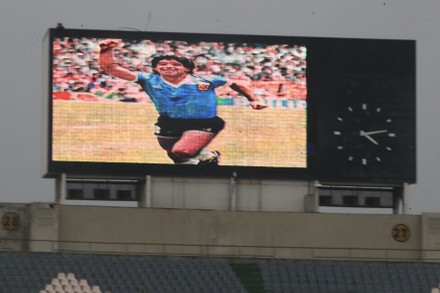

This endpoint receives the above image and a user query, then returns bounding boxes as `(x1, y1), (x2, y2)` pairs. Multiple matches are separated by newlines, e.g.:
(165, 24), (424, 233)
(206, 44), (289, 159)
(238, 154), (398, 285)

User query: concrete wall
(5, 203), (440, 261)
(0, 203), (29, 251)
(147, 177), (311, 212)
(53, 204), (422, 261)
(60, 177), (313, 212)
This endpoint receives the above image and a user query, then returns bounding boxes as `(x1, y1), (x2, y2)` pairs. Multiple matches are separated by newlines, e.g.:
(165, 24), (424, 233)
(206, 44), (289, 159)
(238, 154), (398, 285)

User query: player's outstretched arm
(99, 39), (137, 81)
(230, 81), (267, 110)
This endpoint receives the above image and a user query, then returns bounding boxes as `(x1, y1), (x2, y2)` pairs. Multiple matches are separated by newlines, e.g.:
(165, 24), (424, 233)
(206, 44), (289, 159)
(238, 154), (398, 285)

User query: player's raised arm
(229, 81), (267, 110)
(99, 39), (137, 81)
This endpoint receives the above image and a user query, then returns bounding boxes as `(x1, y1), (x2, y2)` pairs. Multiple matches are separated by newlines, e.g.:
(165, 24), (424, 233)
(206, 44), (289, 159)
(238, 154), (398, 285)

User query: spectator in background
(52, 37), (307, 101)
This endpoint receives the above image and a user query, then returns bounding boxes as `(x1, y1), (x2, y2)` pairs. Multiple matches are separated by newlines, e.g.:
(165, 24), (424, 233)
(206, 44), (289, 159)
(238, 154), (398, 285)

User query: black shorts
(154, 115), (225, 138)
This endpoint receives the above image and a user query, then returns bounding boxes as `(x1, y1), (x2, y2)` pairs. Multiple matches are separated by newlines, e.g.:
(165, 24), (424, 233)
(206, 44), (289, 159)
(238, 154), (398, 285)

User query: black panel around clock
(311, 38), (416, 183)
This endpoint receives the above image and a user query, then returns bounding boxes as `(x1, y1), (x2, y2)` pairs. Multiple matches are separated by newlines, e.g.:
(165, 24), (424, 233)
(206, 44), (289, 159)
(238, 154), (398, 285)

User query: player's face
(155, 59), (190, 78)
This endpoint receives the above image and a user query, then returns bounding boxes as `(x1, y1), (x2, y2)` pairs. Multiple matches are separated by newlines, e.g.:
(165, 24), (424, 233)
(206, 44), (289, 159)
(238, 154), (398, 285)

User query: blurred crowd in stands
(52, 37), (307, 102)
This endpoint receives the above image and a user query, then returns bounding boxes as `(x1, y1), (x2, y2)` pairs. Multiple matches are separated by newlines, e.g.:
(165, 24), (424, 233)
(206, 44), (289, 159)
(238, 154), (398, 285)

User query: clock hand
(364, 135), (379, 145)
(361, 129), (388, 136)
(359, 130), (379, 145)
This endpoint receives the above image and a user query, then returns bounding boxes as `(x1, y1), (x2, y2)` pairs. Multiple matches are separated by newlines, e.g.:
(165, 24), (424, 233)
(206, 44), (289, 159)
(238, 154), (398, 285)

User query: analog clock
(332, 102), (397, 166)
(314, 38), (416, 183)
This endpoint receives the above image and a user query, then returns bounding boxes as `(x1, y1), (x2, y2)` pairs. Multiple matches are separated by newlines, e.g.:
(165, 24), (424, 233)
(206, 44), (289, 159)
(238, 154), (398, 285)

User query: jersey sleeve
(135, 73), (146, 84)
(202, 74), (228, 88)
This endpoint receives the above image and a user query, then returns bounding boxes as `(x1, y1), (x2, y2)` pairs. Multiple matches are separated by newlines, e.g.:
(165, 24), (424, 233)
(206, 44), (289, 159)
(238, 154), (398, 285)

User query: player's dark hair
(151, 55), (195, 74)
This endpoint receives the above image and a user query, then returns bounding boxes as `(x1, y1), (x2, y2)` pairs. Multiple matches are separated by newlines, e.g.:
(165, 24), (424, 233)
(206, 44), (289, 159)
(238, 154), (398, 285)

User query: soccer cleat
(198, 150), (221, 166)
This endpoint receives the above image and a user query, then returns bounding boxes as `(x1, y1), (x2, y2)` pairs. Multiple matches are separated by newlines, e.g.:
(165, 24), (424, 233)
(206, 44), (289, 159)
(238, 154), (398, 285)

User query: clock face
(332, 102), (397, 167)
(316, 96), (415, 183)
(313, 38), (415, 183)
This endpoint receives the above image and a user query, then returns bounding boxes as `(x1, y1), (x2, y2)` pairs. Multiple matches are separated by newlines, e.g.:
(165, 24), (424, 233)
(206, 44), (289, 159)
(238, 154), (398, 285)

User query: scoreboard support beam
(55, 173), (67, 204)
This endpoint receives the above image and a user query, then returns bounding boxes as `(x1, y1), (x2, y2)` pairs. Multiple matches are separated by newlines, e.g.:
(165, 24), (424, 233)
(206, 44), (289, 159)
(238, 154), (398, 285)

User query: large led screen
(45, 28), (415, 183)
(46, 28), (309, 179)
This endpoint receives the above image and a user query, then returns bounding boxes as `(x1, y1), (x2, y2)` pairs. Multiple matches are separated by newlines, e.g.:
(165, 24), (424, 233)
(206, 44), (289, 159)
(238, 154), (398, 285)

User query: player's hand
(250, 100), (267, 110)
(99, 39), (120, 53)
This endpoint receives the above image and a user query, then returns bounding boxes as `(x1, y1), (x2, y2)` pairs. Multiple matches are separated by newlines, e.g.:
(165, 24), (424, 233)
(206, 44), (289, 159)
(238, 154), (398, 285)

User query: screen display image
(46, 28), (415, 183)
(48, 29), (308, 178)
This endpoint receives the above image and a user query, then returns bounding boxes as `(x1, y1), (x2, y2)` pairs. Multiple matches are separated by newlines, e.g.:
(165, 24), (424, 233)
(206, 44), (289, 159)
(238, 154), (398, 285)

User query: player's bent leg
(171, 130), (214, 159)
(155, 115), (225, 164)
(157, 134), (210, 164)
(156, 137), (187, 163)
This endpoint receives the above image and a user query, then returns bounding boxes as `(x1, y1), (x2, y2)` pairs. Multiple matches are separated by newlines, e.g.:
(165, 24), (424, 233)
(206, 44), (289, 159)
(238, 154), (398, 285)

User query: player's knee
(171, 146), (198, 158)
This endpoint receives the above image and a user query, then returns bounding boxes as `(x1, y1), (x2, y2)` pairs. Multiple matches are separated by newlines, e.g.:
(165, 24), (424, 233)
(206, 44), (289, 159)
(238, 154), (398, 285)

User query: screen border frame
(45, 28), (315, 180)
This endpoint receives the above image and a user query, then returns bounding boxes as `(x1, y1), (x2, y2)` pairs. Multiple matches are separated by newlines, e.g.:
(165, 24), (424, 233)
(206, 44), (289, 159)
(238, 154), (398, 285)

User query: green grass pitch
(52, 100), (307, 168)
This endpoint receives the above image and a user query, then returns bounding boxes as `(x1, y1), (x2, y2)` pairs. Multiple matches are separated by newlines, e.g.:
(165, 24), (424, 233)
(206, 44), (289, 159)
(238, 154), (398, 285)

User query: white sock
(198, 150), (216, 161)
(175, 158), (200, 165)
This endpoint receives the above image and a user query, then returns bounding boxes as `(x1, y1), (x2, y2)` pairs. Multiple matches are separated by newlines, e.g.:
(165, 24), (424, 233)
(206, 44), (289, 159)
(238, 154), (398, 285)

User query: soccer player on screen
(99, 39), (266, 165)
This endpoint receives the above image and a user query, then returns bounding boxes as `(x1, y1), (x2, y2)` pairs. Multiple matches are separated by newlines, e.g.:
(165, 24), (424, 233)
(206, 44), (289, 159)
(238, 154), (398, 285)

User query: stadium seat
(4, 251), (440, 293)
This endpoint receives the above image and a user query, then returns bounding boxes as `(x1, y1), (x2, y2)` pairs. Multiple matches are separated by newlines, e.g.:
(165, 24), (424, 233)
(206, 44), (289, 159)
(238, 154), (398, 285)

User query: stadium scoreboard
(44, 28), (416, 184)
